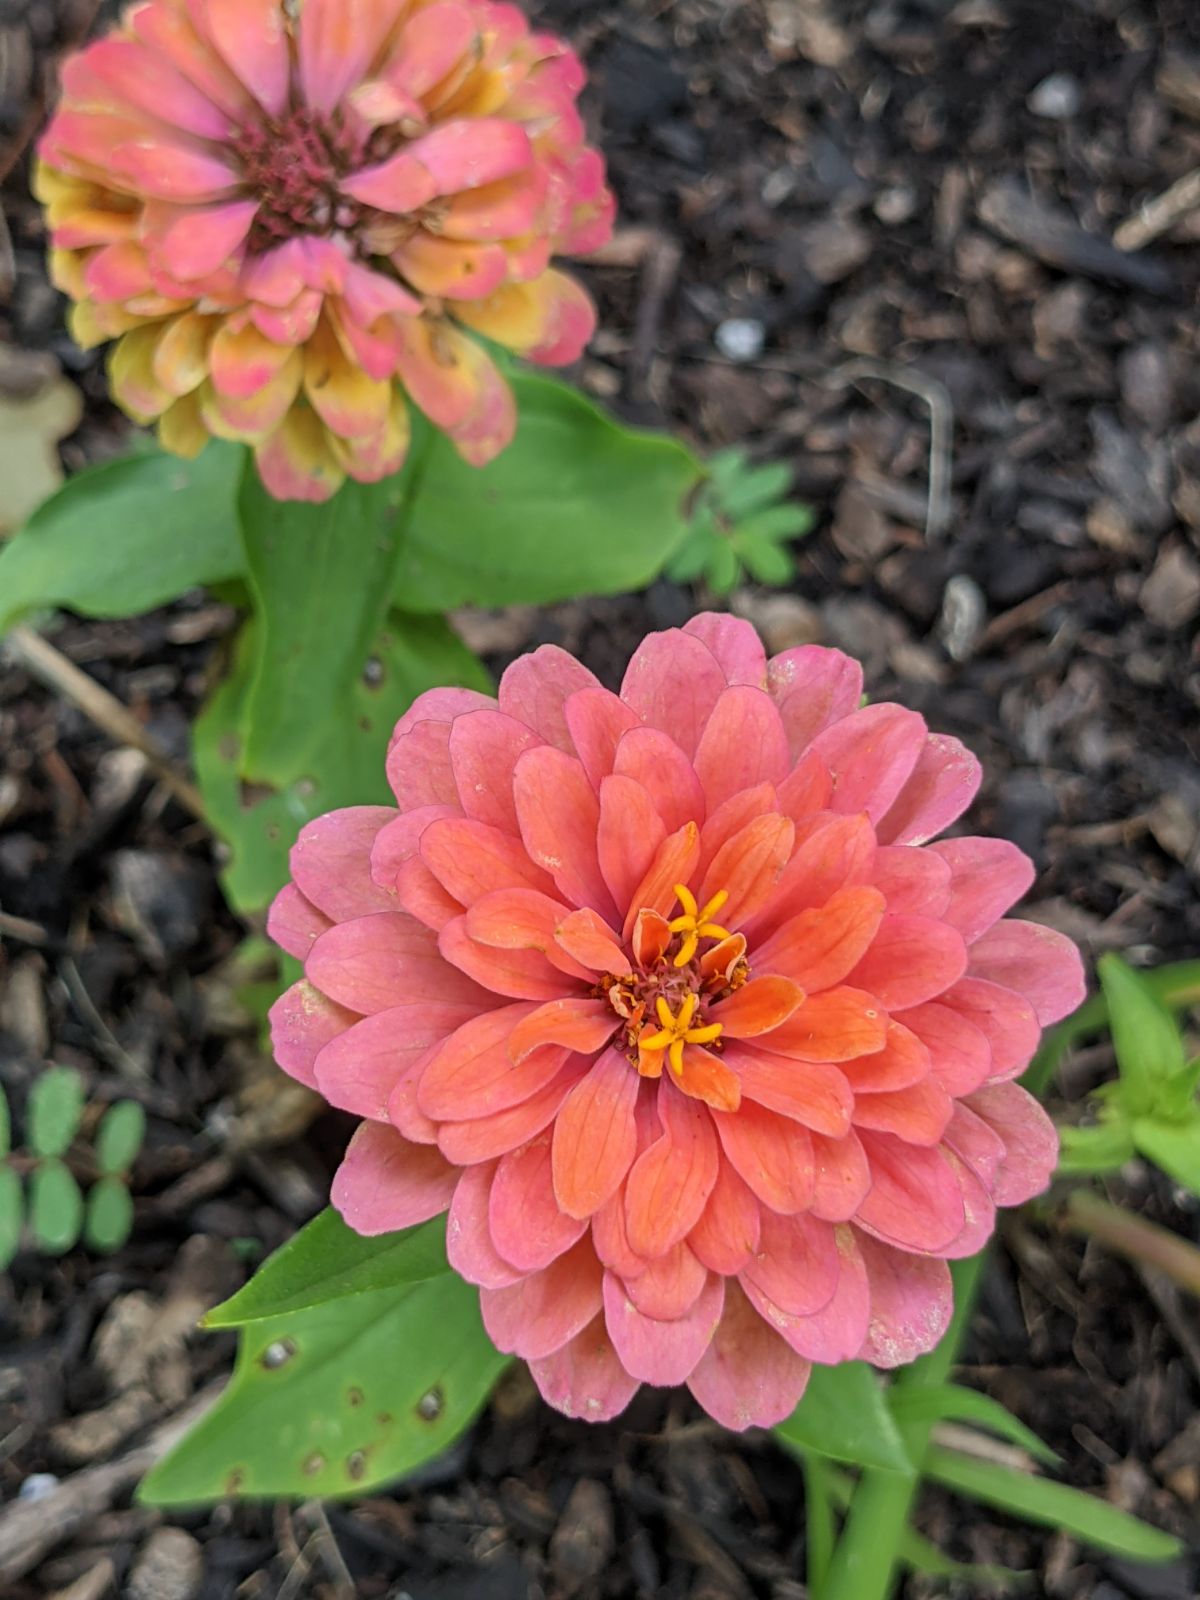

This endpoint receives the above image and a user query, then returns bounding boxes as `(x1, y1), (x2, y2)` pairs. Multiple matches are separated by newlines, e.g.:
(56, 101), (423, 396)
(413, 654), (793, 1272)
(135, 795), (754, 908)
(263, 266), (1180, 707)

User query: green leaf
(392, 374), (701, 610)
(205, 1210), (449, 1328)
(29, 1159), (83, 1254)
(95, 1101), (147, 1176)
(84, 1176), (134, 1252)
(722, 460), (794, 517)
(1132, 1116), (1200, 1197)
(237, 463), (411, 787)
(194, 610), (490, 912)
(28, 1066), (86, 1158)
(775, 1361), (914, 1475)
(705, 538), (741, 595)
(0, 442), (242, 634)
(737, 535), (795, 587)
(1099, 954), (1186, 1116)
(886, 1383), (1059, 1467)
(1056, 1118), (1136, 1176)
(0, 1165), (22, 1270)
(895, 1523), (1029, 1587)
(0, 1085), (10, 1159)
(736, 503), (817, 542)
(140, 1275), (508, 1504)
(923, 1447), (1182, 1562)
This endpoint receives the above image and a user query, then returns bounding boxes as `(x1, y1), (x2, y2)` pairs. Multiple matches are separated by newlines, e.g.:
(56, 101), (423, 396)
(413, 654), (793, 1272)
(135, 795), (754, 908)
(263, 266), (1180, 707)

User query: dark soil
(2, 1), (1200, 1597)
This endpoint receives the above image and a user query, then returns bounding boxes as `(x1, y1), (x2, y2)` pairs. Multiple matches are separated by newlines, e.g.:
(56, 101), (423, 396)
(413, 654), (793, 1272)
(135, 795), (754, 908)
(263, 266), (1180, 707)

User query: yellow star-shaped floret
(638, 993), (724, 1077)
(668, 883), (732, 967)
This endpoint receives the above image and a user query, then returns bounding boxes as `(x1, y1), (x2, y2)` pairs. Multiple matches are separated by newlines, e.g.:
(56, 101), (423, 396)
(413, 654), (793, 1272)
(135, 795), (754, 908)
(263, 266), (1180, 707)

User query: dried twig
(823, 358), (954, 543)
(1114, 167), (1200, 252)
(4, 624), (205, 822)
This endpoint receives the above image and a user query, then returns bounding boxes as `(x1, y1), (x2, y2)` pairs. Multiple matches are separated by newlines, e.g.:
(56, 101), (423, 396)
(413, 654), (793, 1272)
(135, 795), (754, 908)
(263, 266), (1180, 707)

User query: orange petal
(703, 812), (794, 926)
(303, 315), (393, 438)
(621, 822), (700, 943)
(755, 886), (887, 993)
(767, 986), (888, 1064)
(508, 997), (617, 1062)
(555, 907), (628, 973)
(675, 1044), (741, 1112)
(713, 976), (805, 1038)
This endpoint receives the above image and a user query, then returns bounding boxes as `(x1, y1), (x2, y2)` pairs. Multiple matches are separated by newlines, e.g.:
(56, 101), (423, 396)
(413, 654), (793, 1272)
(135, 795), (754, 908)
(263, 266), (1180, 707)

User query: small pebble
(938, 574), (987, 662)
(714, 318), (766, 363)
(1027, 72), (1082, 119)
(19, 1473), (59, 1502)
(128, 1527), (203, 1600)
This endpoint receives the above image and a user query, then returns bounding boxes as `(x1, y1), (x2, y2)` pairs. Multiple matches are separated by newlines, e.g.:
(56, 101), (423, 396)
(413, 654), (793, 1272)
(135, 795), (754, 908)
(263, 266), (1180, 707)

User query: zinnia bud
(37, 0), (615, 501)
(268, 616), (1084, 1427)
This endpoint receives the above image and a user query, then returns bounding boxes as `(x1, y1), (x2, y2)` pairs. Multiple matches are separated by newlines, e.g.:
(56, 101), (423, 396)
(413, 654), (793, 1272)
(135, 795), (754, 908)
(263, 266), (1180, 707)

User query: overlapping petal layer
(269, 615), (1083, 1426)
(38, 0), (614, 500)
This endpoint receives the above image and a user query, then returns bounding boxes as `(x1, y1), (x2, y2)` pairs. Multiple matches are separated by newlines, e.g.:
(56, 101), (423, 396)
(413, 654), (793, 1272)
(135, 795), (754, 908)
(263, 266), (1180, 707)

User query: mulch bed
(1, 1), (1199, 1596)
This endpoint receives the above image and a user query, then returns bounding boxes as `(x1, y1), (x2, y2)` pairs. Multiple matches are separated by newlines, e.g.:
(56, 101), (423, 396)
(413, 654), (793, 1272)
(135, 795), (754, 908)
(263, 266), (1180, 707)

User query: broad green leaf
(140, 1275), (508, 1504)
(95, 1102), (147, 1176)
(84, 1176), (134, 1252)
(923, 1447), (1182, 1562)
(886, 1383), (1059, 1466)
(775, 1361), (913, 1475)
(1099, 954), (1185, 1115)
(194, 611), (490, 913)
(28, 1066), (86, 1158)
(238, 463), (412, 786)
(29, 1159), (83, 1254)
(1132, 1116), (1200, 1197)
(0, 1165), (22, 1270)
(1056, 1118), (1136, 1176)
(392, 374), (701, 610)
(206, 1210), (449, 1328)
(0, 442), (242, 633)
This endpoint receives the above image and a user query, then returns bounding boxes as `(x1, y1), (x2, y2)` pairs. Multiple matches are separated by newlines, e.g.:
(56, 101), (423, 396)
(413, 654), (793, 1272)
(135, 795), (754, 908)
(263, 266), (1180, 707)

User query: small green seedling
(0, 1068), (147, 1265)
(669, 447), (816, 595)
(1058, 954), (1200, 1196)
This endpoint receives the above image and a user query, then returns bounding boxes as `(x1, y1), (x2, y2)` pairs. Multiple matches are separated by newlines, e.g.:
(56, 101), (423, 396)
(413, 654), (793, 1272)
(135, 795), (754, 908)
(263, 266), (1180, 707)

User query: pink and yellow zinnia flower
(268, 615), (1084, 1428)
(37, 0), (614, 501)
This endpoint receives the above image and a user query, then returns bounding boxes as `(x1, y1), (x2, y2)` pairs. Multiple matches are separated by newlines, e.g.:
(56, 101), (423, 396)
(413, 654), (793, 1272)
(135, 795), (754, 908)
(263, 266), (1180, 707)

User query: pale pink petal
(853, 1134), (966, 1253)
(931, 838), (1035, 945)
(687, 1160), (761, 1275)
(810, 1129), (873, 1221)
(741, 1209), (841, 1318)
(403, 119), (532, 198)
(195, 0), (290, 117)
(528, 1314), (640, 1423)
(940, 1149), (997, 1259)
(687, 1280), (811, 1431)
(420, 816), (556, 905)
(331, 1122), (457, 1235)
(612, 726), (707, 834)
(965, 1082), (1060, 1205)
(730, 1046), (853, 1137)
(69, 37), (235, 140)
(777, 748), (834, 824)
(267, 883), (331, 961)
(149, 199), (258, 280)
(370, 803), (455, 891)
(683, 613), (768, 687)
(563, 687), (640, 787)
(498, 645), (600, 751)
(290, 805), (398, 922)
(941, 1102), (1006, 1190)
(852, 1078), (954, 1146)
(390, 685), (495, 747)
(513, 746), (616, 918)
(417, 1003), (561, 1117)
(551, 1047), (640, 1218)
(620, 629), (727, 758)
(386, 718), (459, 810)
(449, 709), (544, 833)
(743, 1224), (871, 1364)
(876, 734), (983, 846)
(307, 912), (491, 1012)
(480, 1237), (603, 1359)
(624, 1242), (708, 1320)
(436, 1058), (587, 1164)
(968, 920), (1087, 1025)
(597, 774), (667, 914)
(625, 1086), (720, 1258)
(767, 646), (864, 759)
(812, 703), (928, 823)
(898, 1001), (991, 1096)
(268, 980), (356, 1089)
(693, 687), (790, 813)
(298, 0), (404, 113)
(941, 976), (1041, 1082)
(311, 1002), (478, 1121)
(489, 1134), (587, 1271)
(440, 915), (571, 1000)
(855, 1234), (954, 1367)
(869, 846), (952, 918)
(714, 1099), (815, 1213)
(847, 914), (968, 1009)
(446, 1162), (522, 1289)
(603, 1269), (724, 1385)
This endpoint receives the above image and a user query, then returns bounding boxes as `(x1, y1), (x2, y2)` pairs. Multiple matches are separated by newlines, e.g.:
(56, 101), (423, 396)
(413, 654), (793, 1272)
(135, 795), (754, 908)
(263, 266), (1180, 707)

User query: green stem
(803, 1452), (836, 1595)
(816, 1253), (986, 1600)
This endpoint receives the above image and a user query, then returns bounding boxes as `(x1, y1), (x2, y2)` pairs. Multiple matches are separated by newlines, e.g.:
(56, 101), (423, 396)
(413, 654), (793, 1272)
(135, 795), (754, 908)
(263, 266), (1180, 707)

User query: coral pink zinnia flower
(36, 0), (614, 501)
(267, 615), (1084, 1428)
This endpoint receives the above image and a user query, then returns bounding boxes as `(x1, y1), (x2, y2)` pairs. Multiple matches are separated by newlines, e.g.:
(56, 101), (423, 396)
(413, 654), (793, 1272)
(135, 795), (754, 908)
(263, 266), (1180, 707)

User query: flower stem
(1063, 1189), (1200, 1295)
(815, 1252), (987, 1600)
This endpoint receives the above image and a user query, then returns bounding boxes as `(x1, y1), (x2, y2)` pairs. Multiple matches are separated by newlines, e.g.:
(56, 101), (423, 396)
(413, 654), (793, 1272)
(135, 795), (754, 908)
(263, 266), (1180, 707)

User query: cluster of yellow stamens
(668, 885), (732, 967)
(637, 993), (724, 1078)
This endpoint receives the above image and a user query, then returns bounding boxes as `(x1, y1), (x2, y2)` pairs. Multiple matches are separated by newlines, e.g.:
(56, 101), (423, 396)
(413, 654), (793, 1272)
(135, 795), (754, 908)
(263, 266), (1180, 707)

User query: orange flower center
(599, 883), (749, 1077)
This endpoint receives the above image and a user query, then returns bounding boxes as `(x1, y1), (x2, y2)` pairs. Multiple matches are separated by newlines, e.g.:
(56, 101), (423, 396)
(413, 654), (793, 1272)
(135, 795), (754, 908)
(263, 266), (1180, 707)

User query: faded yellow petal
(152, 310), (218, 397)
(157, 392), (210, 458)
(109, 323), (174, 422)
(303, 316), (393, 440)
